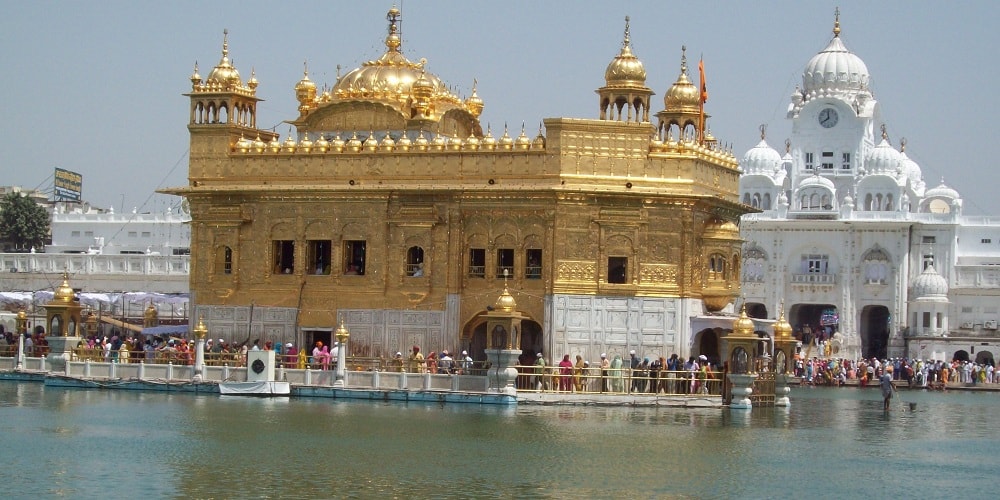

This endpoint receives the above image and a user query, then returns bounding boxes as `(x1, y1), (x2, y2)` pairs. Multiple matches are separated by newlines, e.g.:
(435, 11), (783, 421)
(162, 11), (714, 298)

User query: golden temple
(164, 8), (749, 362)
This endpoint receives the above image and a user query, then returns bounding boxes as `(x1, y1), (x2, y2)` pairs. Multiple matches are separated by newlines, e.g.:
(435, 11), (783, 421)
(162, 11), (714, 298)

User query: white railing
(0, 253), (189, 276)
(790, 273), (837, 284)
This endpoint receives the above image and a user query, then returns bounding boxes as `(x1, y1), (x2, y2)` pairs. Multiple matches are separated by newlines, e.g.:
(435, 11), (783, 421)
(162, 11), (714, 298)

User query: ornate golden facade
(165, 9), (748, 362)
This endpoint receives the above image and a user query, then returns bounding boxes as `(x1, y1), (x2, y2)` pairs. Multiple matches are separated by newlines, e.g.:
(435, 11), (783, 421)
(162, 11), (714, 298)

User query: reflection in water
(1, 383), (997, 497)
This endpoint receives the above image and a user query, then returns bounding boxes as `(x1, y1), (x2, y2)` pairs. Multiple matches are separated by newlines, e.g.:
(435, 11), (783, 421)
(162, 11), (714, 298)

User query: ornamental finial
(833, 7), (841, 37)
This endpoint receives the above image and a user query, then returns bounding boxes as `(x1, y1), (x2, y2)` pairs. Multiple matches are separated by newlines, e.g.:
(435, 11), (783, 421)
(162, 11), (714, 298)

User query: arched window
(406, 246), (424, 276)
(708, 253), (726, 280)
(223, 246), (233, 275)
(862, 247), (891, 284)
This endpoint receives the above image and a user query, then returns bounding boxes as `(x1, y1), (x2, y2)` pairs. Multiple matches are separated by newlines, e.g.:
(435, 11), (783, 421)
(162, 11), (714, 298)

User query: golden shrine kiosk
(163, 8), (750, 365)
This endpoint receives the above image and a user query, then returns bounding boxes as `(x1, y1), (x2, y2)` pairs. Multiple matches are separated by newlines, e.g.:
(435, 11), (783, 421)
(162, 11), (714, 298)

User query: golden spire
(623, 16), (631, 50)
(833, 7), (841, 37)
(385, 5), (402, 53)
(880, 123), (888, 141)
(759, 123), (767, 140)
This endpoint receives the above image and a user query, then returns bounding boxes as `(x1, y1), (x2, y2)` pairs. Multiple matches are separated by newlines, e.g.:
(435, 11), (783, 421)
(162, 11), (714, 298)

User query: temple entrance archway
(745, 303), (768, 320)
(789, 303), (838, 347)
(860, 305), (890, 359)
(693, 328), (722, 365)
(975, 350), (995, 367)
(953, 350), (970, 363)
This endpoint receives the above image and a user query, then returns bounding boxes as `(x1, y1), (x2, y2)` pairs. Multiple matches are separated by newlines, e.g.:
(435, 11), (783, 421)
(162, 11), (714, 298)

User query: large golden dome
(603, 16), (647, 88)
(664, 47), (700, 112)
(295, 7), (482, 137)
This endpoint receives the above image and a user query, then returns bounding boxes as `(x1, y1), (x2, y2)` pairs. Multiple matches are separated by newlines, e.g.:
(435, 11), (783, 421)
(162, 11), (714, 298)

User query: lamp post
(334, 319), (350, 388)
(15, 310), (27, 371)
(192, 316), (208, 382)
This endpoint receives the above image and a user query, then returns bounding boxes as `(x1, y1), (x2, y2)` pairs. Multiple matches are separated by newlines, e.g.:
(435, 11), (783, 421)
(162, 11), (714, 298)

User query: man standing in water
(880, 365), (895, 411)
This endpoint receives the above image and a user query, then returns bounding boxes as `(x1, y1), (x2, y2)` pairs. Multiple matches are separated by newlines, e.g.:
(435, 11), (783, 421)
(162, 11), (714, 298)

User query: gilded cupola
(54, 271), (76, 303)
(596, 16), (653, 123)
(293, 6), (483, 138)
(663, 46), (700, 113)
(206, 30), (243, 88)
(603, 16), (647, 88)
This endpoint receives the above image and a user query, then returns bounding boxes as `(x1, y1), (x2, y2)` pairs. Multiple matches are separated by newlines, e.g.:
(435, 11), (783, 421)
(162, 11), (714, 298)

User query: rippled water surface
(2, 383), (997, 498)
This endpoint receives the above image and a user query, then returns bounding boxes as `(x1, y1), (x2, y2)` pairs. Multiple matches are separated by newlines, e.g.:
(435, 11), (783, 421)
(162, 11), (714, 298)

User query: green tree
(0, 191), (50, 252)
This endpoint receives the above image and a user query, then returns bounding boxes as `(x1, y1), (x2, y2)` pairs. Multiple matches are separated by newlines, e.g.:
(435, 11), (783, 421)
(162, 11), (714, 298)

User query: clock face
(818, 107), (839, 128)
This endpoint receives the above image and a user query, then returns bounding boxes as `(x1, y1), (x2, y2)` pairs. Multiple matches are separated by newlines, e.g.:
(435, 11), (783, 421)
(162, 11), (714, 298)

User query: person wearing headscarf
(408, 345), (425, 373)
(610, 354), (623, 393)
(558, 354), (573, 392)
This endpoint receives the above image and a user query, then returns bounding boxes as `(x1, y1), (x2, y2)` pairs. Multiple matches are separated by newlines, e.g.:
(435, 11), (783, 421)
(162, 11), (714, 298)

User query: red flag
(699, 58), (708, 103)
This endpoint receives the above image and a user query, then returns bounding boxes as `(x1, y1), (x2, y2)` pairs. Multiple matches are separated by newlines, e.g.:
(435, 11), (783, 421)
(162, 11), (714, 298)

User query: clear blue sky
(2, 1), (997, 214)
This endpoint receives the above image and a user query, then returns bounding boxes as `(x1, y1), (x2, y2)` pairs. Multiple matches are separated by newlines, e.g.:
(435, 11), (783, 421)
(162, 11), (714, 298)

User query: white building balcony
(790, 273), (837, 284)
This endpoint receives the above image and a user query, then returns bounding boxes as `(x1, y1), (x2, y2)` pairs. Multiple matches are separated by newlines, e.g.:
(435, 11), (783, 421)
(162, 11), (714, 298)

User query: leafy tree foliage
(0, 192), (50, 251)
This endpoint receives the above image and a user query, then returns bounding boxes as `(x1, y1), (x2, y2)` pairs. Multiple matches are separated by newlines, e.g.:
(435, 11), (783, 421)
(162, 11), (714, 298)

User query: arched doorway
(745, 303), (768, 320)
(693, 328), (722, 365)
(975, 350), (995, 367)
(860, 305), (890, 359)
(953, 350), (970, 363)
(789, 303), (838, 349)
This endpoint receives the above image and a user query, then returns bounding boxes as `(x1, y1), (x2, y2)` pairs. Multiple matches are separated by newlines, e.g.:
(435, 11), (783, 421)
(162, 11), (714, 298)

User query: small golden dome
(495, 284), (517, 312)
(732, 304), (756, 337)
(465, 80), (484, 118)
(331, 134), (346, 152)
(414, 131), (429, 150)
(379, 131), (396, 152)
(463, 133), (480, 150)
(189, 62), (202, 86)
(604, 17), (647, 87)
(299, 132), (313, 152)
(193, 316), (208, 340)
(481, 125), (497, 150)
(314, 134), (329, 152)
(206, 30), (243, 87)
(363, 132), (378, 152)
(54, 271), (75, 302)
(431, 133), (447, 150)
(247, 68), (258, 90)
(253, 134), (266, 153)
(268, 135), (281, 153)
(396, 133), (412, 151)
(532, 123), (546, 149)
(515, 125), (531, 150)
(236, 134), (251, 153)
(664, 47), (700, 111)
(347, 132), (362, 152)
(498, 125), (514, 150)
(282, 132), (297, 153)
(413, 70), (434, 98)
(774, 304), (793, 340)
(295, 64), (317, 114)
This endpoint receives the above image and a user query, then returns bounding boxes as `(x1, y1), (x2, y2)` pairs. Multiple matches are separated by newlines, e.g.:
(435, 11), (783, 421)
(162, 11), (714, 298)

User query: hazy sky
(2, 1), (997, 215)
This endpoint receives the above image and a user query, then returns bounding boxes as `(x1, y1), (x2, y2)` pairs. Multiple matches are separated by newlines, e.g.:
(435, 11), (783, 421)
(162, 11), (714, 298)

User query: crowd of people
(520, 350), (720, 395)
(795, 355), (998, 389)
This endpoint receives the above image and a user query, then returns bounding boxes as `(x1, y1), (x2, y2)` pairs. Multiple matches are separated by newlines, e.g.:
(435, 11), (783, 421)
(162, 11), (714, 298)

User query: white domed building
(739, 13), (1000, 365)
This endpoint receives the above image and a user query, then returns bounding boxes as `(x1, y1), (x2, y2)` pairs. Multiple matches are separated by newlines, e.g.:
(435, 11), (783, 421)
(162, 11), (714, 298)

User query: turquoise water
(1, 383), (996, 498)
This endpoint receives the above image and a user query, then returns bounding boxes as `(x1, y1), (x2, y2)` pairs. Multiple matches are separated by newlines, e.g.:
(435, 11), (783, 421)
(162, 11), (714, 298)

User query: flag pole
(698, 55), (707, 145)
